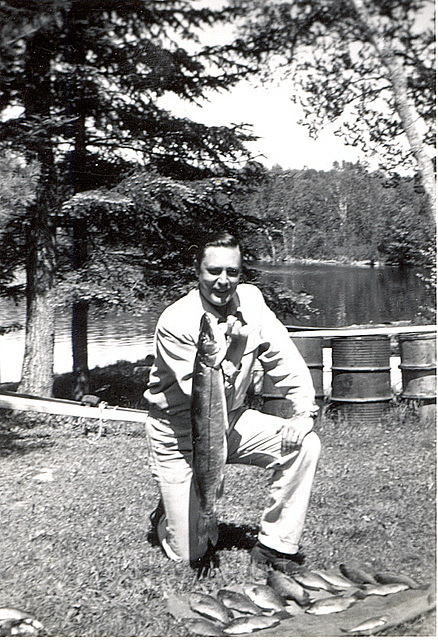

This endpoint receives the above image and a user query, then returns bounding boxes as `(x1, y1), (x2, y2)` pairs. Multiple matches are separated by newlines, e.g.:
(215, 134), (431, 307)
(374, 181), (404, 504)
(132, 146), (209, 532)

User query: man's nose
(217, 270), (229, 285)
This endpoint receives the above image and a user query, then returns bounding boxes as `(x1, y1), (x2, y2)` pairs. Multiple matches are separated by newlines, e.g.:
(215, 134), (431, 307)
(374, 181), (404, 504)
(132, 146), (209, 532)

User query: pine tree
(0, 0), (255, 395)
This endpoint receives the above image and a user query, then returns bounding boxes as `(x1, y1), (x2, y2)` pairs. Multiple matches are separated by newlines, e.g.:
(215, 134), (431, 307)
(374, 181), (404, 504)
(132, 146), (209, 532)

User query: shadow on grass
(217, 521), (258, 551)
(0, 421), (54, 458)
(146, 519), (258, 555)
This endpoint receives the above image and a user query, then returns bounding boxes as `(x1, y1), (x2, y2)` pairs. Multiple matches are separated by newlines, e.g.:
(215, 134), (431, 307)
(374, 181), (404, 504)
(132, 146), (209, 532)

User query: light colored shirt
(144, 283), (317, 417)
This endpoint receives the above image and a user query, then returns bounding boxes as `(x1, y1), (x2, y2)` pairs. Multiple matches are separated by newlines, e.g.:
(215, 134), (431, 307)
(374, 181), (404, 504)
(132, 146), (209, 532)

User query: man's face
(197, 245), (242, 309)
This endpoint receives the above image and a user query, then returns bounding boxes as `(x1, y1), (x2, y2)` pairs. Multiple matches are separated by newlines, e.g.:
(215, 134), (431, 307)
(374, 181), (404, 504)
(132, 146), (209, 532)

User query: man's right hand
(225, 316), (250, 366)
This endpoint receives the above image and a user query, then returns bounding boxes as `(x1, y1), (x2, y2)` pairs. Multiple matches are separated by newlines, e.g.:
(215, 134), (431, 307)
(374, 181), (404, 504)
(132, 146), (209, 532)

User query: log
(0, 390), (149, 423)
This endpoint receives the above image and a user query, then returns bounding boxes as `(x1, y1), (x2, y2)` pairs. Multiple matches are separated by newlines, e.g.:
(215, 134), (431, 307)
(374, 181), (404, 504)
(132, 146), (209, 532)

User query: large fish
(183, 617), (225, 636)
(242, 584), (287, 612)
(217, 589), (263, 615)
(223, 615), (281, 635)
(189, 592), (232, 625)
(267, 569), (311, 607)
(374, 571), (419, 589)
(305, 592), (364, 615)
(191, 313), (228, 549)
(293, 569), (340, 593)
(339, 563), (378, 585)
(311, 568), (358, 590)
(360, 582), (409, 596)
(341, 615), (388, 634)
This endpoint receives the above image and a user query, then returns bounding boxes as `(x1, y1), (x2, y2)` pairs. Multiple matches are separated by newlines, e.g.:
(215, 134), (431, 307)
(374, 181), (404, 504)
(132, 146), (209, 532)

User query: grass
(0, 361), (436, 636)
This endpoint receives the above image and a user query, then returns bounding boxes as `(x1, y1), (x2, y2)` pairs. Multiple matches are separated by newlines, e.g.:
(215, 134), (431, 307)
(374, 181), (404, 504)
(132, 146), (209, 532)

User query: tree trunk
(69, 6), (90, 400)
(350, 0), (436, 221)
(72, 220), (89, 400)
(18, 30), (57, 397)
(264, 229), (277, 262)
(19, 201), (56, 396)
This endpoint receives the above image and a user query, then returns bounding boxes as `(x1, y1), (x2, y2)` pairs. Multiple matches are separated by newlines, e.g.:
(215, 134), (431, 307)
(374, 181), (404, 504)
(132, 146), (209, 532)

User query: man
(144, 231), (320, 572)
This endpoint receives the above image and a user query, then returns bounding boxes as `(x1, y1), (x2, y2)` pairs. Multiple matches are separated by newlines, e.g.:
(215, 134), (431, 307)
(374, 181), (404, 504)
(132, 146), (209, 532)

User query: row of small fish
(185, 584), (293, 635)
(182, 563), (420, 635)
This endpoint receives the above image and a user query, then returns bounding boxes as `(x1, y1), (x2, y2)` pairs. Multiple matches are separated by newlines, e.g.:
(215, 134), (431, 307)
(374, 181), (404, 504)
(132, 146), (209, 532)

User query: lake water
(0, 262), (434, 383)
(260, 262), (433, 327)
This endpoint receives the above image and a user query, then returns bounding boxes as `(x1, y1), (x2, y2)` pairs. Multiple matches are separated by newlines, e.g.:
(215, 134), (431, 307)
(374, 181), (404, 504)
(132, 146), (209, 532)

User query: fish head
(197, 313), (227, 365)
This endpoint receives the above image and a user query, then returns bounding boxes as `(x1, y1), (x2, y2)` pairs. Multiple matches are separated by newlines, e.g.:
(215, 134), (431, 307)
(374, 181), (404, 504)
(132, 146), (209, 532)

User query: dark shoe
(148, 499), (164, 545)
(251, 541), (305, 575)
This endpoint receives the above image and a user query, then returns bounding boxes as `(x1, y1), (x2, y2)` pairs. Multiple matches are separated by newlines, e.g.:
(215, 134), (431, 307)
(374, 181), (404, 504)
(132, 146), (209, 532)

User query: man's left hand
(280, 416), (314, 453)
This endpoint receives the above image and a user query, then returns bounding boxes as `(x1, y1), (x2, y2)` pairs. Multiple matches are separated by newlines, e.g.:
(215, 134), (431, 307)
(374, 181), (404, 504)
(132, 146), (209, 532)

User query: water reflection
(259, 263), (433, 327)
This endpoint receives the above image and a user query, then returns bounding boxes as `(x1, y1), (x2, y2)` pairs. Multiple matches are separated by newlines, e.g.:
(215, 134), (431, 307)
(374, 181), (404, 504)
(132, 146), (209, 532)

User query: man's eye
(208, 269), (221, 275)
(227, 269), (239, 277)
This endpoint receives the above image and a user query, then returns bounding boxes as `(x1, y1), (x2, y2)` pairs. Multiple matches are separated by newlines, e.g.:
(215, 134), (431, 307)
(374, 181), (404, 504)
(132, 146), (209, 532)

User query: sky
(159, 0), (435, 172)
(160, 79), (366, 172)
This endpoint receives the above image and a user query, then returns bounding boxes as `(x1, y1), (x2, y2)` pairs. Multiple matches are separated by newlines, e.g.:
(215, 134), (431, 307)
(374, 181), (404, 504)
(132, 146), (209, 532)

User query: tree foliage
(238, 162), (434, 266)
(228, 0), (436, 215)
(0, 0), (257, 394)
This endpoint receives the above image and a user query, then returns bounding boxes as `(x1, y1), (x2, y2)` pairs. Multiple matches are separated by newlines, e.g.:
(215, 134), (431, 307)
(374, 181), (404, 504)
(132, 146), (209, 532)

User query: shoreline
(254, 256), (384, 268)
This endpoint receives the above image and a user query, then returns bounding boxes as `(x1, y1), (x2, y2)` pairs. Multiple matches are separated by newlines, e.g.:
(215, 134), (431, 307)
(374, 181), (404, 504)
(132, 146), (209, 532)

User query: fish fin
(197, 512), (219, 547)
(216, 476), (225, 500)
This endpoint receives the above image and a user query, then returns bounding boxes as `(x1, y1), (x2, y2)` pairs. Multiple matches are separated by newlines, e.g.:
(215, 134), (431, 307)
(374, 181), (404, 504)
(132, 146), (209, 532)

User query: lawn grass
(0, 363), (436, 636)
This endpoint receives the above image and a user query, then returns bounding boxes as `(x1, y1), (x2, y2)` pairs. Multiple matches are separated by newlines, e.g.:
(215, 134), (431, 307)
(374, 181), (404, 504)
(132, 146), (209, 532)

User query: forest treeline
(237, 162), (434, 267)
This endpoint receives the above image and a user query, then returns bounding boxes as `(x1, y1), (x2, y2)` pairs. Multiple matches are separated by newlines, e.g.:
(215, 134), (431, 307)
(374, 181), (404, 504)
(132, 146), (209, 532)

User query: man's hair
(195, 231), (241, 268)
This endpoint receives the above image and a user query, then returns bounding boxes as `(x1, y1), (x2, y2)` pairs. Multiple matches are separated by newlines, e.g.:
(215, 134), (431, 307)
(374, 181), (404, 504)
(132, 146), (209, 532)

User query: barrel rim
(332, 366), (391, 372)
(330, 396), (392, 403)
(399, 332), (437, 341)
(331, 335), (390, 341)
(399, 364), (436, 371)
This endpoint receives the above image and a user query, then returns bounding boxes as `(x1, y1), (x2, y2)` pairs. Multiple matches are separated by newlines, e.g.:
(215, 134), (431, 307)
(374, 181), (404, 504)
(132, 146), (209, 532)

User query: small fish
(223, 615), (281, 635)
(183, 617), (224, 636)
(361, 582), (409, 596)
(293, 569), (339, 593)
(0, 610), (29, 623)
(9, 621), (42, 636)
(267, 569), (311, 606)
(339, 563), (378, 584)
(341, 615), (388, 634)
(189, 592), (232, 624)
(374, 571), (419, 589)
(217, 589), (263, 615)
(312, 568), (358, 589)
(306, 592), (363, 615)
(242, 583), (287, 612)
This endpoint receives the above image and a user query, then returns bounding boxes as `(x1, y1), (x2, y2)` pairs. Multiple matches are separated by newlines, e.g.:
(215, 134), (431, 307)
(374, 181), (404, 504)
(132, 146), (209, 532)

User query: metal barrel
(330, 335), (392, 423)
(261, 334), (324, 419)
(292, 335), (324, 408)
(399, 332), (436, 422)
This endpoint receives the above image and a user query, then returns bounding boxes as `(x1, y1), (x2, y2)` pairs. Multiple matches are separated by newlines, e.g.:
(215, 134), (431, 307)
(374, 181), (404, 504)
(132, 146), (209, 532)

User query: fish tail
(197, 512), (219, 547)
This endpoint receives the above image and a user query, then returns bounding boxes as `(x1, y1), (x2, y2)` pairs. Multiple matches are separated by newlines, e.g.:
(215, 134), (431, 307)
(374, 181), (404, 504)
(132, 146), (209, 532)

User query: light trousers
(145, 406), (321, 562)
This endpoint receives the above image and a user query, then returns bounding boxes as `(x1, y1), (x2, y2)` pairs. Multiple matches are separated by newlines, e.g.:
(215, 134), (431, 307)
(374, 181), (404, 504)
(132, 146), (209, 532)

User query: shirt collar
(197, 286), (249, 325)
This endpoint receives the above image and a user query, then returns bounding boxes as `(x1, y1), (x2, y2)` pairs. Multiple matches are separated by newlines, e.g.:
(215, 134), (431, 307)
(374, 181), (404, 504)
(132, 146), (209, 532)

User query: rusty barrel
(262, 334), (324, 419)
(292, 335), (324, 408)
(399, 333), (436, 422)
(330, 335), (392, 423)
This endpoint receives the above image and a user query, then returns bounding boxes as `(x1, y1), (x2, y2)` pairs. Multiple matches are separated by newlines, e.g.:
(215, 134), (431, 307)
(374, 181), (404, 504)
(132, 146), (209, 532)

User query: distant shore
(254, 256), (384, 268)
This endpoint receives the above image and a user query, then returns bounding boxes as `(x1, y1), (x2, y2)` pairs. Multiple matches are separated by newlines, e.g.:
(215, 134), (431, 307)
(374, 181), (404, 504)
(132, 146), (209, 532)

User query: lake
(0, 262), (434, 383)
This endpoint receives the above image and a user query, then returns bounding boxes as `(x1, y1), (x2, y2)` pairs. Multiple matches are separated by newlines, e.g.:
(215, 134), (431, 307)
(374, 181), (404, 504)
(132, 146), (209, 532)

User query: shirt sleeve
(257, 297), (318, 417)
(154, 321), (197, 399)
